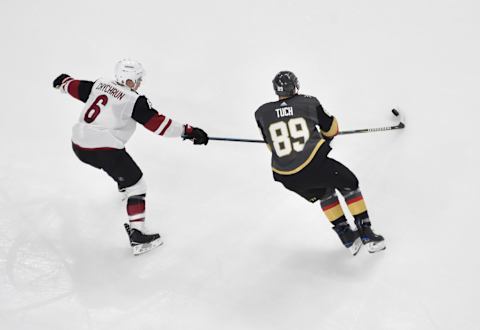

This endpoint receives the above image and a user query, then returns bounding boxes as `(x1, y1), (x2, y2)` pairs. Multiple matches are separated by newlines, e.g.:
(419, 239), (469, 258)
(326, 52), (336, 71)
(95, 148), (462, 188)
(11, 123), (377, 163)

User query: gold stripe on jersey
(321, 117), (339, 138)
(272, 140), (325, 175)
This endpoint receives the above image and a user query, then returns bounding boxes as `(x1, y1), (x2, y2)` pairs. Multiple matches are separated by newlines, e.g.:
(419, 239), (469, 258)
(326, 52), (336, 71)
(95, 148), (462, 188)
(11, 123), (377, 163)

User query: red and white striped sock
(127, 194), (146, 231)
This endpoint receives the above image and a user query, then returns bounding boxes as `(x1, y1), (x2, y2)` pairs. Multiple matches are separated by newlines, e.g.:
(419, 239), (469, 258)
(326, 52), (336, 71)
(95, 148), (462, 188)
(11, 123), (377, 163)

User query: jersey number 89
(268, 118), (310, 157)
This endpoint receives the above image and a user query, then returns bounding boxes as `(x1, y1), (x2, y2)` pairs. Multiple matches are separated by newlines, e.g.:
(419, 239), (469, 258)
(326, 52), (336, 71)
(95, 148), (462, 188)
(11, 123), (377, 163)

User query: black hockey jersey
(255, 94), (339, 175)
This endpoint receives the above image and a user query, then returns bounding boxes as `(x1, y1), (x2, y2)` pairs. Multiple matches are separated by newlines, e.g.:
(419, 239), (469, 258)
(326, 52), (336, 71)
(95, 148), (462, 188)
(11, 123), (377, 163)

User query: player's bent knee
(352, 177), (359, 190)
(124, 177), (147, 197)
(339, 178), (359, 194)
(320, 188), (337, 203)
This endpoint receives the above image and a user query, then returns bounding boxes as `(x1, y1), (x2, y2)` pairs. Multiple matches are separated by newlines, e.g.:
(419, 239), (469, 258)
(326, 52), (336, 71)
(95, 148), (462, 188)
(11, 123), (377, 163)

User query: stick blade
(391, 108), (406, 128)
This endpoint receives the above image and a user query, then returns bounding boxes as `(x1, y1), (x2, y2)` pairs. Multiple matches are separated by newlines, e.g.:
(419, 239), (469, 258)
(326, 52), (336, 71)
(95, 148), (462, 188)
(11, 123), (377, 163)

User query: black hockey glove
(53, 74), (71, 89)
(184, 126), (209, 145)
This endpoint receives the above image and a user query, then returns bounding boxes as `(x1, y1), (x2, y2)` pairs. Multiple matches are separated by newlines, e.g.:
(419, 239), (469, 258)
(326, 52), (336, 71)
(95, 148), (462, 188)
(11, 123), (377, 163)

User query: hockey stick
(184, 109), (405, 143)
(337, 109), (405, 135)
(207, 137), (266, 143)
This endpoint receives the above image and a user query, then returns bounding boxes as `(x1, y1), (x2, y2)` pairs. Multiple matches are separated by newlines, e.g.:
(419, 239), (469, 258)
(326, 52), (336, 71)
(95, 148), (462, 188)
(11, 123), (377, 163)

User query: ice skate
(333, 224), (362, 256)
(355, 219), (386, 253)
(124, 223), (163, 256)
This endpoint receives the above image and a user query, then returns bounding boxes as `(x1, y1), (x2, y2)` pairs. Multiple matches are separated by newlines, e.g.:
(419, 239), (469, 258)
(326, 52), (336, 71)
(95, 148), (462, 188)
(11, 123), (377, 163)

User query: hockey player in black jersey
(255, 71), (385, 255)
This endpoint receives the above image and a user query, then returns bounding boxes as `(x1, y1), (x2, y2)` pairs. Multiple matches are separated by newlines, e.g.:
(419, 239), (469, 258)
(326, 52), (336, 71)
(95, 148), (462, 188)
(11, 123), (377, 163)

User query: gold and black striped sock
(342, 188), (370, 224)
(320, 192), (348, 225)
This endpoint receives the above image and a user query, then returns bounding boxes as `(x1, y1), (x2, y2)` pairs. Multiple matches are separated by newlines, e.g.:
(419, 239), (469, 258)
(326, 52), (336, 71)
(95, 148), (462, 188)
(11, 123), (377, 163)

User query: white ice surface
(1, 0), (479, 329)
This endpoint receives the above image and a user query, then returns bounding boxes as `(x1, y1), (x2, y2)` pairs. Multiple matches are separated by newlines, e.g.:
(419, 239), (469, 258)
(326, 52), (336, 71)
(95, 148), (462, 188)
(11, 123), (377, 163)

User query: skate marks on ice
(0, 199), (75, 314)
(0, 190), (171, 329)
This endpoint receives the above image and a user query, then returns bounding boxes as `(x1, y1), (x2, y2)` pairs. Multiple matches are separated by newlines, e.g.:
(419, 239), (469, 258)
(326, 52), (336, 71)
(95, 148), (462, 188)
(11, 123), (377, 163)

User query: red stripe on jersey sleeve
(67, 80), (81, 100)
(144, 114), (166, 132)
(159, 119), (172, 135)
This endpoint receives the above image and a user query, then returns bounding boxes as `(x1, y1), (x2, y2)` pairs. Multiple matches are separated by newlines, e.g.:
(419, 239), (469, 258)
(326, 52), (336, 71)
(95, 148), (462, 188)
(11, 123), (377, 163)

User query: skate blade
(349, 237), (362, 256)
(132, 238), (163, 256)
(366, 240), (386, 253)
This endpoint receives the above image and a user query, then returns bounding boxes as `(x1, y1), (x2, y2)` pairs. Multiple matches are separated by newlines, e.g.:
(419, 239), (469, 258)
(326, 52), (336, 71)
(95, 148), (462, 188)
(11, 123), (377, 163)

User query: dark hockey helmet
(272, 71), (299, 97)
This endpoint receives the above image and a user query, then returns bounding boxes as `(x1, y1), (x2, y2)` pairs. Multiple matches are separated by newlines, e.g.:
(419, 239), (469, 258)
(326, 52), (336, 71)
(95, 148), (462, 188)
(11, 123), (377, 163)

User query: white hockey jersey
(65, 78), (186, 149)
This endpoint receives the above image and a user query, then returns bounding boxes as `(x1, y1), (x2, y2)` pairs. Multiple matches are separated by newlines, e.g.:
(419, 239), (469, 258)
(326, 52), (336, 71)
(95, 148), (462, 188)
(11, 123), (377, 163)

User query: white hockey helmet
(114, 59), (145, 86)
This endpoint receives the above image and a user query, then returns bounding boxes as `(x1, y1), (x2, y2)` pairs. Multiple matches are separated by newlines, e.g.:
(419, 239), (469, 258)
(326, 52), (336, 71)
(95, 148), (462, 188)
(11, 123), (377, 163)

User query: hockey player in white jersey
(53, 59), (209, 255)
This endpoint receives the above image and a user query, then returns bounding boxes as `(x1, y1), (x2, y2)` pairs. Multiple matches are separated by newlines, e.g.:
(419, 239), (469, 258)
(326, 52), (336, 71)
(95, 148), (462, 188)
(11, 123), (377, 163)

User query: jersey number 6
(84, 95), (109, 123)
(269, 118), (310, 157)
